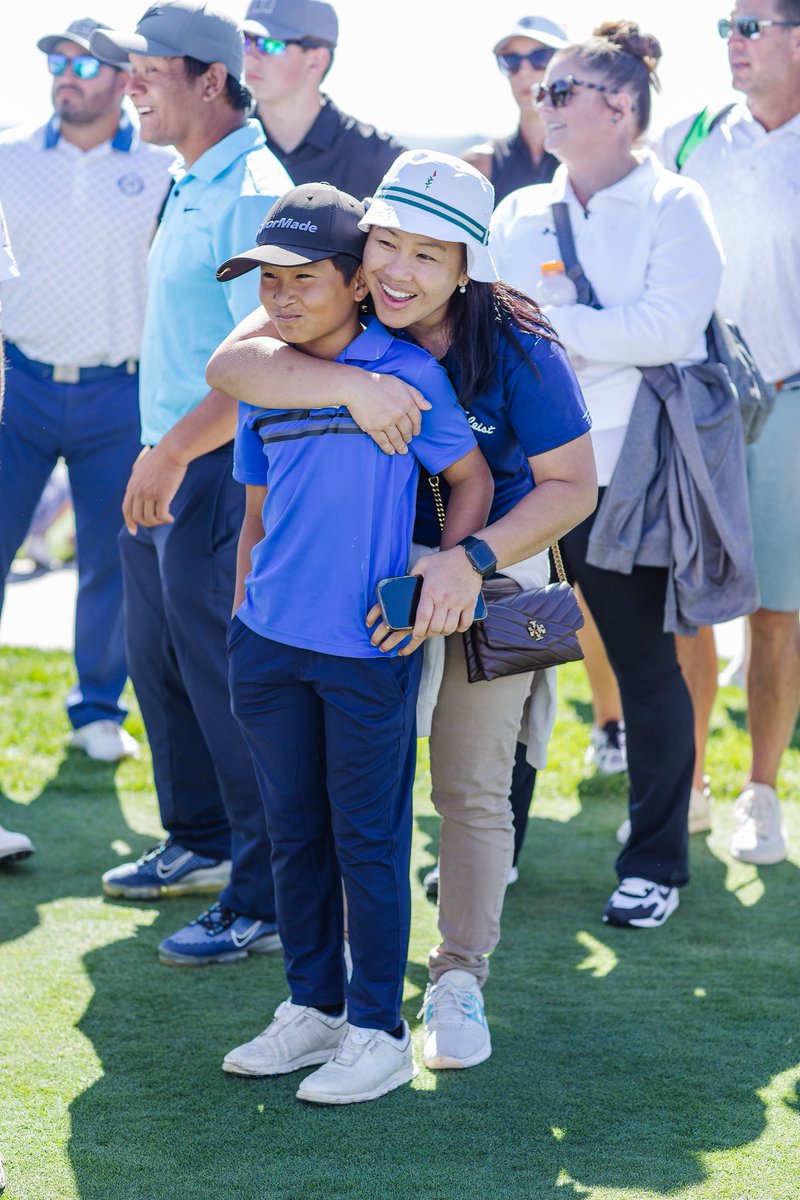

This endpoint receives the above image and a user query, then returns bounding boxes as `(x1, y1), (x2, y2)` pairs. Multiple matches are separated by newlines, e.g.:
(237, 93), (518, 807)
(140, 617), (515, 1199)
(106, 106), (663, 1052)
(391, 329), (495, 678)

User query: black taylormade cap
(216, 183), (367, 280)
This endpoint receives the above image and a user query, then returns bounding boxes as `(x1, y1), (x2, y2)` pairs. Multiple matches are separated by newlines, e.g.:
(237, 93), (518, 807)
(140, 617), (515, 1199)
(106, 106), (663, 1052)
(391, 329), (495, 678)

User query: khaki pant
(428, 633), (534, 986)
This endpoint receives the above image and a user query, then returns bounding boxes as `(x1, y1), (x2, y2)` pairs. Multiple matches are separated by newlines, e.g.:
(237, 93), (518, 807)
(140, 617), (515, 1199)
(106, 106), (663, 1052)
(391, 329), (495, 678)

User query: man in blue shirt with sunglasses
(0, 17), (172, 762)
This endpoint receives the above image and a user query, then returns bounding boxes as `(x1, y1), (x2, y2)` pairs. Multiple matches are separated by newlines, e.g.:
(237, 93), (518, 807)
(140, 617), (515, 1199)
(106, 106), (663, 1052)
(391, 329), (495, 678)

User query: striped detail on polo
(254, 409), (364, 445)
(373, 185), (490, 245)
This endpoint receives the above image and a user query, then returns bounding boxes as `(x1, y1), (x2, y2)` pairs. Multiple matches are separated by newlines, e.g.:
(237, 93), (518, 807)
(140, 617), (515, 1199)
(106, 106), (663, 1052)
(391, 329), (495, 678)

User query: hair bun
(593, 19), (662, 78)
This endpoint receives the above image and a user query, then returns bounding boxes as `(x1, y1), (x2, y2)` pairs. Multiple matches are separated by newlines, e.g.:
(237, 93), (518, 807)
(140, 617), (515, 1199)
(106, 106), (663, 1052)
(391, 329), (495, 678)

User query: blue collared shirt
(233, 317), (477, 658)
(140, 120), (291, 444)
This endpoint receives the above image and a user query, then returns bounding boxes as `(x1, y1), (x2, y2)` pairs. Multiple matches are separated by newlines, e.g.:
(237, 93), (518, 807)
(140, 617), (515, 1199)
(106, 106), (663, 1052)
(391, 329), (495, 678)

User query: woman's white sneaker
(222, 1000), (346, 1077)
(730, 783), (787, 865)
(419, 969), (491, 1069)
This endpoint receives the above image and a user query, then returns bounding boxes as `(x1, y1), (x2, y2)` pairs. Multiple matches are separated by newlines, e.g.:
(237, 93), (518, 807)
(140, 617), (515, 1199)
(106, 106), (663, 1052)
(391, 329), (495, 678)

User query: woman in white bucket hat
(208, 149), (596, 1071)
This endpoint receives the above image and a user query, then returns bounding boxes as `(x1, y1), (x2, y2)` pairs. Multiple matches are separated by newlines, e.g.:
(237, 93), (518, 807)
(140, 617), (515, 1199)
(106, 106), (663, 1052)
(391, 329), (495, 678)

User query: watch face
(465, 538), (497, 578)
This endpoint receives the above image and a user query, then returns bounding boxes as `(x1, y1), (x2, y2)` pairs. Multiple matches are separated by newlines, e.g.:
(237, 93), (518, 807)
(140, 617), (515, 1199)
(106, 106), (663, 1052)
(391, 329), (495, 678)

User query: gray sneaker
(223, 1000), (346, 1077)
(419, 969), (491, 1069)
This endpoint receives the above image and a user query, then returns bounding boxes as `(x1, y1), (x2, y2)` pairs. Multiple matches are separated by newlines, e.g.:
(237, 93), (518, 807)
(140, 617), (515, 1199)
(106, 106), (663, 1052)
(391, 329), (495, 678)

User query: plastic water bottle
(533, 260), (577, 306)
(534, 260), (584, 370)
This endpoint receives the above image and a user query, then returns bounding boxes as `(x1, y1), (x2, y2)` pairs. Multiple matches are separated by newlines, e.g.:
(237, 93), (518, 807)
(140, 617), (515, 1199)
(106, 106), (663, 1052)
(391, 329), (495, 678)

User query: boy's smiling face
(258, 257), (368, 360)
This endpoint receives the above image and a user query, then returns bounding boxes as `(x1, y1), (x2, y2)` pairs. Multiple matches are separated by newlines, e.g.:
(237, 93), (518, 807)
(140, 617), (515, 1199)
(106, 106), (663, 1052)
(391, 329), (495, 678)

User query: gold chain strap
(428, 473), (567, 583)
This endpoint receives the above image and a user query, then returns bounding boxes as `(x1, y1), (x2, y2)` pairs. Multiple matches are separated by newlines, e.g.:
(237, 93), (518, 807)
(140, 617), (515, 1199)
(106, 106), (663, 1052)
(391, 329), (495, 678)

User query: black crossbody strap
(550, 203), (603, 310)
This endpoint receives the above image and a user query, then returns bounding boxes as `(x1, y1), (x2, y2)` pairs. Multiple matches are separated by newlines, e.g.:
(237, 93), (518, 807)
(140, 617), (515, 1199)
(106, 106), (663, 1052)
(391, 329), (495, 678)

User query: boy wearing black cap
(217, 183), (491, 1104)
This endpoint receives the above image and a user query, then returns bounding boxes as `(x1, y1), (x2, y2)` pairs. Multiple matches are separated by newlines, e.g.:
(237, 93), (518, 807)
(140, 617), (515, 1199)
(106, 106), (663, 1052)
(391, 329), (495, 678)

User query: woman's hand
(366, 547), (482, 656)
(347, 373), (432, 456)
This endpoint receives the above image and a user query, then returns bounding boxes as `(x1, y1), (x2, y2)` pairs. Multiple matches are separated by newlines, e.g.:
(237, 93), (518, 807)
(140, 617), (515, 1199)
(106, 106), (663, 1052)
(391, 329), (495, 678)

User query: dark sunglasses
(243, 34), (317, 55)
(496, 47), (555, 75)
(533, 76), (614, 107)
(717, 15), (800, 38)
(47, 52), (102, 79)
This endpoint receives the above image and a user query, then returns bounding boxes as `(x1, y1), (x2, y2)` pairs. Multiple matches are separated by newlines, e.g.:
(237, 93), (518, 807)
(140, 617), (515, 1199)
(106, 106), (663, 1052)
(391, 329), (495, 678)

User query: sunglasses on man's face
(496, 47), (556, 75)
(47, 52), (102, 79)
(243, 34), (316, 56)
(717, 15), (800, 38)
(533, 76), (614, 108)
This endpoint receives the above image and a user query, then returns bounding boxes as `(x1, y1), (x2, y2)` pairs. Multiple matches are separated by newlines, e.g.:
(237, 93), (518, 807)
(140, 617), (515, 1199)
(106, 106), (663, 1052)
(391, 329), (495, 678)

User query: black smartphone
(376, 575), (488, 631)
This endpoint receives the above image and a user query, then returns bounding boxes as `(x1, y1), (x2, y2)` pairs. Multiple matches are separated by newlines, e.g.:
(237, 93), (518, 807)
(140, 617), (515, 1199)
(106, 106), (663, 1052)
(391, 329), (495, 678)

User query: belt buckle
(52, 364), (81, 384)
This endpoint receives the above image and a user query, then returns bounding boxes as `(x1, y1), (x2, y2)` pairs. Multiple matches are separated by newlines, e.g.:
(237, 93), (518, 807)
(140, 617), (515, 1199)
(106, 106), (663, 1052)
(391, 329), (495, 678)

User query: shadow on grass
(0, 750), (154, 943)
(64, 786), (800, 1200)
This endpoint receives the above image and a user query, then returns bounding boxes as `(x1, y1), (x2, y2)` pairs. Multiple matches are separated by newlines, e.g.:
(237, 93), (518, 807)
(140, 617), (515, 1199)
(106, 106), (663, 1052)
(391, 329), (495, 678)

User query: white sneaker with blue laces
(419, 969), (491, 1069)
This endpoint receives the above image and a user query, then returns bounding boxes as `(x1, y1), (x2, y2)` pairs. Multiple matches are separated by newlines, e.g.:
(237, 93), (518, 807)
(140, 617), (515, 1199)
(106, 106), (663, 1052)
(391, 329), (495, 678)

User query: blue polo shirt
(140, 120), (292, 444)
(414, 326), (590, 547)
(234, 317), (478, 658)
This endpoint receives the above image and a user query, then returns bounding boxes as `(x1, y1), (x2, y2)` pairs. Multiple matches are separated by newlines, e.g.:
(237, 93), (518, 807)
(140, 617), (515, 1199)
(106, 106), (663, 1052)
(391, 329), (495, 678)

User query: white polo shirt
(490, 153), (724, 485)
(656, 104), (800, 385)
(0, 112), (173, 367)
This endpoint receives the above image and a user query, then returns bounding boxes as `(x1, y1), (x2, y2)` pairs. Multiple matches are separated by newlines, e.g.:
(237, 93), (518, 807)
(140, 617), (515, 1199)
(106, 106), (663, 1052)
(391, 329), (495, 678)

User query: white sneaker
(69, 720), (140, 763)
(730, 783), (787, 865)
(419, 969), (491, 1069)
(603, 877), (679, 928)
(616, 777), (714, 846)
(296, 1021), (415, 1104)
(223, 1000), (346, 1077)
(0, 824), (35, 863)
(585, 721), (627, 776)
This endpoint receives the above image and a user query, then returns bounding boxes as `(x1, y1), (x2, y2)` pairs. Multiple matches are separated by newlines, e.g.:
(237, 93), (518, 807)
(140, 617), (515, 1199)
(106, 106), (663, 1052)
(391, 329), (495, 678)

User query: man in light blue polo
(93, 1), (293, 966)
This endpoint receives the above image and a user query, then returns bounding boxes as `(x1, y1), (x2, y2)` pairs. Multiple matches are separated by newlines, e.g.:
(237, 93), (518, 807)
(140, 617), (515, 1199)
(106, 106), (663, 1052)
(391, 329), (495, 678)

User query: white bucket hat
(359, 150), (498, 283)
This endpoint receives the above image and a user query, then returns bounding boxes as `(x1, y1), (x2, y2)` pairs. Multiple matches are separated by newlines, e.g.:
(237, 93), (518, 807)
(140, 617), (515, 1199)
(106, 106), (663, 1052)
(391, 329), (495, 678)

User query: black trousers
(560, 498), (694, 888)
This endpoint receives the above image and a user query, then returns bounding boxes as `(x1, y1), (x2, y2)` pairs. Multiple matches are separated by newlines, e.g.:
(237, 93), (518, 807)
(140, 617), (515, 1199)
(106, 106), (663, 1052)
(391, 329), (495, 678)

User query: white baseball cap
(359, 150), (498, 283)
(493, 14), (570, 55)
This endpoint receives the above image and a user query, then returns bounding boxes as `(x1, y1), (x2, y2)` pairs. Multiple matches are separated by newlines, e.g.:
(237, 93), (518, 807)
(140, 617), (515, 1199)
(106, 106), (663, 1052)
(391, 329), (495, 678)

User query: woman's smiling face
(361, 226), (469, 338)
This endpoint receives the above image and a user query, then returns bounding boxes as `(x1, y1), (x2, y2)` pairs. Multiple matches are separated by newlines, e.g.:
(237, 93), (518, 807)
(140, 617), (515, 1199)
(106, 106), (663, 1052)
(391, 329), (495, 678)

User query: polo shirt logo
(117, 172), (145, 196)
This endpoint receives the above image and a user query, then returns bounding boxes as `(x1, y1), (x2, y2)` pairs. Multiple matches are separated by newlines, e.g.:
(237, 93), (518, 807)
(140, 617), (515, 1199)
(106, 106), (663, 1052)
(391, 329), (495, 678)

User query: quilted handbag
(462, 544), (585, 683)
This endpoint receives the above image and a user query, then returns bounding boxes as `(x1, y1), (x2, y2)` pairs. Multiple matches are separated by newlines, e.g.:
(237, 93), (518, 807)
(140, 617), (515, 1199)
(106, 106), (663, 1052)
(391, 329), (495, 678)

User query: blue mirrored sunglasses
(47, 52), (102, 79)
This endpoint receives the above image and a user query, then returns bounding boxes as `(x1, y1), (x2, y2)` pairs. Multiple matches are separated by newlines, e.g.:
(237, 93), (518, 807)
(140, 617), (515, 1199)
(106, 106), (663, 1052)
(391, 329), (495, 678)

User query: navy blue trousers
(118, 445), (275, 921)
(0, 346), (140, 727)
(228, 621), (422, 1031)
(560, 498), (694, 888)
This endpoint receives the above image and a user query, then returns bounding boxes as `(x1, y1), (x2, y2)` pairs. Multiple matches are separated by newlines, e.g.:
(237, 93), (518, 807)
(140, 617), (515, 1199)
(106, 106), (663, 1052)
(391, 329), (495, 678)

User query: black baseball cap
(216, 183), (367, 280)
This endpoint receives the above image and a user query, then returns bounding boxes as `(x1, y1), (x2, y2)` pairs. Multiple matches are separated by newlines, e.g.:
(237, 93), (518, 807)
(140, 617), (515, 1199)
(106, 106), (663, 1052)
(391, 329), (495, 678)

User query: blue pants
(118, 445), (275, 922)
(228, 621), (422, 1031)
(0, 345), (140, 728)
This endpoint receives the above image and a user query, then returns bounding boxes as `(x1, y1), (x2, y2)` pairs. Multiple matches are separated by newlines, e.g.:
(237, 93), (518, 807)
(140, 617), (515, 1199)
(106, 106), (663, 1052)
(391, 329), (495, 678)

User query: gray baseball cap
(90, 1), (244, 78)
(37, 16), (124, 64)
(242, 0), (338, 48)
(493, 15), (570, 54)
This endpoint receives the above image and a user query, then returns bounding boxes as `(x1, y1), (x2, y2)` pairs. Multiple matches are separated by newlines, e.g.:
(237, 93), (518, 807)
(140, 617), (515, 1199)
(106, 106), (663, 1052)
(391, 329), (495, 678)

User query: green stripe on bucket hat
(360, 149), (498, 283)
(372, 185), (490, 245)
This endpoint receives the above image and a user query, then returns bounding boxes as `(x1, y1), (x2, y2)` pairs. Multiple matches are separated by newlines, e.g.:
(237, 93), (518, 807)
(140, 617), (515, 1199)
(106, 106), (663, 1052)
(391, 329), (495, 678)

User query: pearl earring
(459, 283), (467, 294)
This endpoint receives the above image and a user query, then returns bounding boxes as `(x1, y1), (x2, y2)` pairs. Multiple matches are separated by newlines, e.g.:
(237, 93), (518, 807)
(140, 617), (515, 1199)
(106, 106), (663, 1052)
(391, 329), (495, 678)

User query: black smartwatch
(457, 536), (497, 580)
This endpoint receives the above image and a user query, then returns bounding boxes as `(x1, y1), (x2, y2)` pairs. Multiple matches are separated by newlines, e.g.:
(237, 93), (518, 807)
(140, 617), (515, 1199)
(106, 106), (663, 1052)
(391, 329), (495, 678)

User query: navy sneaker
(101, 839), (231, 900)
(603, 877), (679, 928)
(159, 901), (281, 966)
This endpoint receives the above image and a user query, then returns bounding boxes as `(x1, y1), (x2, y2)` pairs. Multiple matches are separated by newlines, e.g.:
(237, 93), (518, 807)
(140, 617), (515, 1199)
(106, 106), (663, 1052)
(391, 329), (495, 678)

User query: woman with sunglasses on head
(463, 15), (569, 205)
(208, 150), (596, 1071)
(491, 22), (725, 929)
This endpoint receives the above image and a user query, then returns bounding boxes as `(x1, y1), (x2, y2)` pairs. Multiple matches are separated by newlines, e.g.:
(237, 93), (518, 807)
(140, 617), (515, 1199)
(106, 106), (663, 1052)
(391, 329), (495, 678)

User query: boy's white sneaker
(222, 999), (346, 1077)
(419, 969), (491, 1069)
(296, 1021), (415, 1104)
(730, 783), (787, 865)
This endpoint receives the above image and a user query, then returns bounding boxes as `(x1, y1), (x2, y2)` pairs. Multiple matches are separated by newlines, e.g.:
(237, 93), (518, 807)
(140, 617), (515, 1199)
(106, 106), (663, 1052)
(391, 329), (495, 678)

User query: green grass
(1, 646), (798, 1200)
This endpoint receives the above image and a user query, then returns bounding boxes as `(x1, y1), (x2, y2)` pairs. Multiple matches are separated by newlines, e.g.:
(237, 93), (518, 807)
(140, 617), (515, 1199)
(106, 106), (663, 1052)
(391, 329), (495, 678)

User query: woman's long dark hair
(447, 280), (560, 409)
